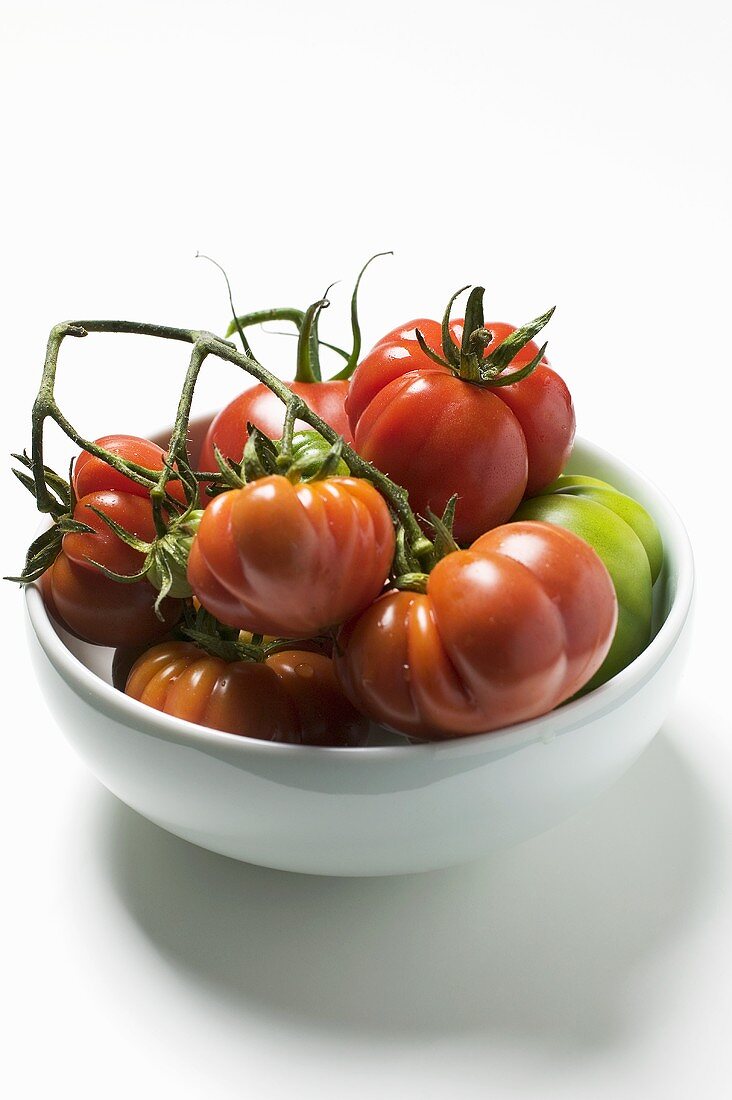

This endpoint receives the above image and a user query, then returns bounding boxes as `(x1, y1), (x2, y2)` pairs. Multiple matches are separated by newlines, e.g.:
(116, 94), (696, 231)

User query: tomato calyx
(179, 631), (265, 663)
(179, 604), (329, 666)
(415, 286), (555, 388)
(391, 496), (460, 590)
(209, 424), (350, 493)
(5, 451), (94, 584)
(283, 431), (349, 483)
(83, 501), (203, 611)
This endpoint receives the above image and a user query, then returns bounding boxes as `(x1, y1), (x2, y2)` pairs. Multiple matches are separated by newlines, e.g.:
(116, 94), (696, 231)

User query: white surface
(24, 435), (694, 875)
(1, 0), (729, 1095)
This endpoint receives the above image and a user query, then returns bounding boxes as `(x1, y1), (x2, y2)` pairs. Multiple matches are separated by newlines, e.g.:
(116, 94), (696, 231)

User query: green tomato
(543, 475), (663, 583)
(285, 430), (350, 483)
(514, 475), (663, 693)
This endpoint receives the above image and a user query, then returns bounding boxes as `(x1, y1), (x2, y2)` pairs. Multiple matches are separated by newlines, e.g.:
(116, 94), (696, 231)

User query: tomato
(514, 474), (663, 692)
(198, 381), (353, 474)
(124, 641), (369, 746)
(42, 490), (182, 647)
(346, 317), (574, 542)
(43, 554), (181, 647)
(251, 649), (368, 746)
(334, 520), (616, 739)
(63, 490), (159, 576)
(73, 434), (186, 505)
(352, 368), (528, 543)
(187, 475), (395, 636)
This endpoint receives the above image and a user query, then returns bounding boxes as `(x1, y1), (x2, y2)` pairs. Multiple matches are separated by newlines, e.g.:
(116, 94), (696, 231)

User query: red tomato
(42, 490), (181, 647)
(124, 641), (369, 746)
(63, 490), (158, 576)
(334, 521), (616, 740)
(43, 554), (180, 647)
(198, 381), (353, 474)
(187, 475), (395, 637)
(264, 649), (368, 745)
(346, 318), (575, 541)
(73, 435), (187, 505)
(459, 321), (575, 496)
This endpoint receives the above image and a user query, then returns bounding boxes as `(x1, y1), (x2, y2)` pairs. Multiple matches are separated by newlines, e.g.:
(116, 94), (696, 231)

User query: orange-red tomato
(73, 434), (187, 505)
(42, 490), (181, 647)
(124, 642), (369, 746)
(346, 319), (575, 542)
(334, 520), (616, 740)
(187, 475), (395, 637)
(198, 381), (353, 475)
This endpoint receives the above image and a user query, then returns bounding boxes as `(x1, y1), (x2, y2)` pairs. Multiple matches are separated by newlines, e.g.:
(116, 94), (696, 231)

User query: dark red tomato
(198, 380), (353, 474)
(346, 318), (575, 540)
(334, 520), (616, 740)
(265, 649), (369, 746)
(73, 435), (186, 506)
(187, 474), (395, 637)
(43, 554), (180, 647)
(42, 490), (181, 647)
(124, 642), (369, 746)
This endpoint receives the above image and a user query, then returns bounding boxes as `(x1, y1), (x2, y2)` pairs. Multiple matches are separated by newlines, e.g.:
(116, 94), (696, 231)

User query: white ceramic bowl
(24, 433), (694, 876)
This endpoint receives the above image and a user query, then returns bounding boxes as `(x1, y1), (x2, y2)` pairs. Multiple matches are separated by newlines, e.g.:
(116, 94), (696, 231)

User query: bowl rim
(25, 434), (695, 761)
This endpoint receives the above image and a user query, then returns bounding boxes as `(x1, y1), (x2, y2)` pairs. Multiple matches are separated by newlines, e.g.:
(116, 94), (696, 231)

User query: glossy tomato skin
(351, 368), (528, 542)
(346, 318), (575, 535)
(124, 642), (369, 745)
(63, 490), (158, 576)
(256, 650), (368, 746)
(478, 324), (574, 496)
(44, 554), (181, 647)
(42, 490), (181, 647)
(125, 642), (299, 740)
(346, 318), (442, 424)
(73, 435), (186, 505)
(187, 475), (395, 637)
(334, 520), (617, 740)
(198, 380), (353, 474)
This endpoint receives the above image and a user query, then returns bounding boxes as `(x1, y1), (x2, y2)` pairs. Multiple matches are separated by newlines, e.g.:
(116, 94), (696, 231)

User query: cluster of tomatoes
(25, 281), (663, 746)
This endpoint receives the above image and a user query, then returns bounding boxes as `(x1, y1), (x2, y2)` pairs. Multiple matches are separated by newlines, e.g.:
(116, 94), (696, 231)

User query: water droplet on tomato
(295, 662), (314, 678)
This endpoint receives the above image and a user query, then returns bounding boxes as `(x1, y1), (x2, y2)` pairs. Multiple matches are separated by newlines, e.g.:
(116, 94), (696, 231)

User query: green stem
(295, 296), (331, 383)
(459, 286), (486, 382)
(28, 320), (433, 563)
(31, 321), (199, 515)
(331, 251), (393, 381)
(226, 308), (350, 364)
(227, 307), (306, 366)
(196, 253), (258, 360)
(276, 397), (304, 466)
(392, 572), (429, 594)
(441, 286), (468, 370)
(149, 340), (211, 534)
(227, 307), (305, 333)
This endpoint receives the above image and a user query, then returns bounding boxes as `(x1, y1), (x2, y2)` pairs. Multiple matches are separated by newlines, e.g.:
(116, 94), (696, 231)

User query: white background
(1, 1), (730, 1097)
